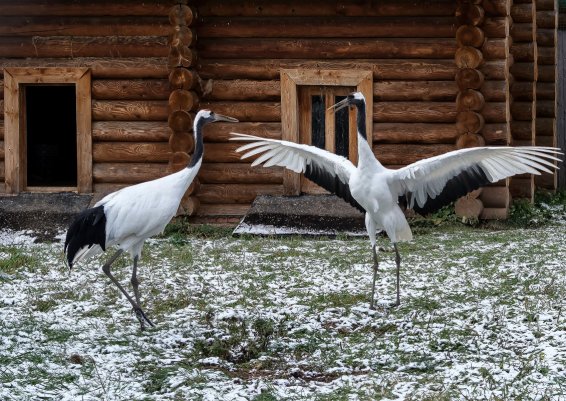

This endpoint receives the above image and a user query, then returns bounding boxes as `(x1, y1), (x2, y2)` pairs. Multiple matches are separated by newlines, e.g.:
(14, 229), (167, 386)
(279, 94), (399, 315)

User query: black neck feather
(189, 117), (205, 168)
(355, 102), (366, 140)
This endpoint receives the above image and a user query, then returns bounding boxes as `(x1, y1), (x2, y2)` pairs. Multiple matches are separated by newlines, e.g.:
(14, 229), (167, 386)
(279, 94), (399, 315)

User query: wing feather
(231, 132), (364, 212)
(389, 146), (561, 215)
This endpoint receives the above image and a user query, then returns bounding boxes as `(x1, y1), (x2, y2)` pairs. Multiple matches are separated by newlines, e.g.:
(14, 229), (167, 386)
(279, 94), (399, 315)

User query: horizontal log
(203, 142), (253, 163)
(482, 38), (508, 60)
(535, 118), (555, 136)
(168, 46), (197, 69)
(206, 80), (281, 101)
(511, 81), (535, 101)
(511, 42), (536, 62)
(169, 4), (195, 26)
(456, 89), (485, 112)
(374, 102), (456, 123)
(480, 186), (510, 208)
(456, 68), (485, 90)
(197, 184), (284, 204)
(373, 144), (455, 166)
(480, 60), (510, 80)
(199, 101), (280, 122)
(204, 122), (282, 142)
(198, 59), (457, 80)
(92, 79), (169, 100)
(199, 163), (283, 184)
(482, 80), (508, 101)
(511, 102), (534, 121)
(456, 25), (485, 47)
(511, 23), (535, 43)
(168, 25), (196, 48)
(92, 100), (168, 121)
(169, 68), (196, 90)
(196, 1), (456, 17)
(510, 62), (537, 81)
(510, 177), (534, 200)
(0, 57), (168, 79)
(0, 36), (168, 58)
(536, 100), (556, 118)
(92, 121), (170, 142)
(537, 46), (556, 65)
(198, 16), (457, 38)
(198, 38), (457, 59)
(537, 65), (555, 82)
(483, 102), (509, 123)
(375, 81), (457, 101)
(455, 46), (483, 69)
(373, 123), (459, 144)
(482, 17), (508, 38)
(536, 82), (555, 100)
(454, 197), (483, 219)
(536, 11), (557, 29)
(483, 123), (509, 145)
(193, 203), (251, 217)
(535, 172), (557, 190)
(169, 132), (193, 153)
(0, 1), (170, 16)
(456, 132), (485, 148)
(536, 29), (556, 47)
(93, 162), (168, 184)
(0, 16), (169, 36)
(535, 0), (557, 11)
(93, 142), (169, 163)
(169, 90), (199, 112)
(511, 3), (534, 23)
(456, 3), (484, 26)
(168, 110), (193, 132)
(480, 207), (509, 220)
(511, 121), (534, 140)
(483, 0), (511, 16)
(457, 111), (484, 134)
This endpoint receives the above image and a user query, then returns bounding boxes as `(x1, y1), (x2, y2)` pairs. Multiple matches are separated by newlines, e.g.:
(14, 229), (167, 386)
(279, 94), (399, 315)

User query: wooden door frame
(280, 69), (372, 195)
(3, 67), (92, 193)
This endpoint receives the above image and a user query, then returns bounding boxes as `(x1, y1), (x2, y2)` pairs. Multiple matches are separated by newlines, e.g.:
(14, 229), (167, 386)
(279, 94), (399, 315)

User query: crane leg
(130, 255), (155, 329)
(101, 250), (154, 330)
(370, 244), (379, 310)
(391, 243), (401, 307)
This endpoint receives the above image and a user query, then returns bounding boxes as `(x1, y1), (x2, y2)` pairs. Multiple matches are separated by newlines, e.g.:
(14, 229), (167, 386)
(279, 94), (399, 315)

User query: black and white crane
(231, 92), (561, 309)
(65, 109), (238, 329)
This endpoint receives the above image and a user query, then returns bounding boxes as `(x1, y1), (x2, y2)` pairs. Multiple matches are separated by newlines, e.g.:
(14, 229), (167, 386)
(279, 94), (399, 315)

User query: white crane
(65, 110), (238, 329)
(231, 92), (561, 309)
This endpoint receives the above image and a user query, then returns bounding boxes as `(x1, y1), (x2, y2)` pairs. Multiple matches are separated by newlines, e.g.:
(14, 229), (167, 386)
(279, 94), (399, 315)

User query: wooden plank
(203, 122), (281, 143)
(197, 16), (457, 38)
(0, 1), (170, 16)
(193, 203), (251, 217)
(558, 30), (566, 190)
(373, 123), (459, 144)
(92, 121), (170, 142)
(374, 102), (456, 123)
(3, 70), (20, 192)
(76, 69), (92, 193)
(0, 16), (169, 36)
(0, 120), (3, 140)
(92, 142), (170, 163)
(203, 142), (258, 163)
(198, 38), (457, 59)
(196, 1), (456, 17)
(0, 57), (168, 79)
(92, 79), (169, 100)
(374, 81), (457, 101)
(0, 100), (3, 120)
(93, 162), (168, 184)
(280, 70), (300, 195)
(92, 100), (168, 121)
(0, 36), (168, 58)
(199, 59), (457, 80)
(0, 161), (4, 180)
(199, 101), (280, 122)
(198, 163), (283, 184)
(372, 144), (455, 166)
(197, 184), (284, 204)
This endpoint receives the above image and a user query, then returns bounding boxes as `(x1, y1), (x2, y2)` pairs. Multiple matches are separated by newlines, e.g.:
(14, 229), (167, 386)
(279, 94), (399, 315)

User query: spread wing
(387, 146), (561, 215)
(230, 133), (364, 212)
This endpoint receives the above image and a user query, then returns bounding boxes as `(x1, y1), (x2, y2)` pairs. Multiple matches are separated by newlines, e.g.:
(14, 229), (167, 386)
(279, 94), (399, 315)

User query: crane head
(196, 109), (239, 124)
(329, 91), (366, 112)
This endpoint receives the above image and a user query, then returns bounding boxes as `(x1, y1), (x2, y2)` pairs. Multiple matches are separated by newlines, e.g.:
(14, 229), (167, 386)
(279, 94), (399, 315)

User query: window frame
(280, 69), (372, 195)
(3, 67), (92, 193)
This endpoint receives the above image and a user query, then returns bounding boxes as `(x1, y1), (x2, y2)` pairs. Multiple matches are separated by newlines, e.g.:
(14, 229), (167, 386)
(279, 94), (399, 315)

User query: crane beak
(214, 113), (239, 123)
(328, 97), (351, 112)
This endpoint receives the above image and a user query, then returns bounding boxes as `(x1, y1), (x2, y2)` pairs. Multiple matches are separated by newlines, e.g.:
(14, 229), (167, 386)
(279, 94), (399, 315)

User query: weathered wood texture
(0, 1), (170, 195)
(558, 29), (566, 190)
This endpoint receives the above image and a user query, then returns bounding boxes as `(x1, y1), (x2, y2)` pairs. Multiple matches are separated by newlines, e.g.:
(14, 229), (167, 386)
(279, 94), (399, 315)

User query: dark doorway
(25, 85), (77, 187)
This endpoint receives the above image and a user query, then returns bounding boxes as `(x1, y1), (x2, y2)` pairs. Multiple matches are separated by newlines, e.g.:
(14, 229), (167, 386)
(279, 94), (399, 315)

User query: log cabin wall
(0, 1), (171, 196)
(535, 0), (559, 190)
(192, 0), (473, 224)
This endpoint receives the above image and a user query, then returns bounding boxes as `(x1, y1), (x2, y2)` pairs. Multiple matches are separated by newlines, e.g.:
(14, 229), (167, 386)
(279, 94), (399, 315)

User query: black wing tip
(64, 206), (106, 268)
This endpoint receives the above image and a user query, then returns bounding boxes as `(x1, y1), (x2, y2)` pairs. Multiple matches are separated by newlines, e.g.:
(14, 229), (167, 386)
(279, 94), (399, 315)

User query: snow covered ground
(0, 222), (565, 400)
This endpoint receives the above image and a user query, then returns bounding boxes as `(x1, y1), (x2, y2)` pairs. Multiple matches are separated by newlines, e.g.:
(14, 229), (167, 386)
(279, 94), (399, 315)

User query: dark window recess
(25, 85), (77, 187)
(311, 94), (325, 149)
(334, 95), (349, 158)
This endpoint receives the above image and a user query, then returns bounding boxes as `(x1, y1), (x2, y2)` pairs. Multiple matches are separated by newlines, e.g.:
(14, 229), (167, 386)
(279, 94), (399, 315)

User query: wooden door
(298, 86), (357, 194)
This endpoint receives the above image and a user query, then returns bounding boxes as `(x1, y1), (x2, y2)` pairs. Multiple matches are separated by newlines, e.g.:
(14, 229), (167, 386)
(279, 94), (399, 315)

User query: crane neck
(188, 116), (205, 169)
(354, 102), (379, 171)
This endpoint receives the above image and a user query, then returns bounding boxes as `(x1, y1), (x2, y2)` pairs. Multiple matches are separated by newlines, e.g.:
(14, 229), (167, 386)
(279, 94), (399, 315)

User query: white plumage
(64, 109), (238, 329)
(231, 92), (562, 308)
